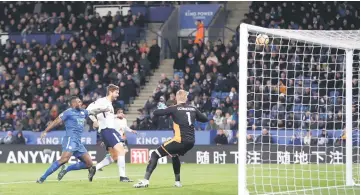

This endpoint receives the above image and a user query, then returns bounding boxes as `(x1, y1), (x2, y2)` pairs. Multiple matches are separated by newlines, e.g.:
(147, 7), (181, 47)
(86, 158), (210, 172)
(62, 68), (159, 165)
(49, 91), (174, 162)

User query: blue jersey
(59, 108), (89, 140)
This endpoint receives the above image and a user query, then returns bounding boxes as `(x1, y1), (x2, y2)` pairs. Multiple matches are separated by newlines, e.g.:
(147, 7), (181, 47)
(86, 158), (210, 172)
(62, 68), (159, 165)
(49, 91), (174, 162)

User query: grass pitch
(0, 163), (237, 195)
(0, 164), (359, 195)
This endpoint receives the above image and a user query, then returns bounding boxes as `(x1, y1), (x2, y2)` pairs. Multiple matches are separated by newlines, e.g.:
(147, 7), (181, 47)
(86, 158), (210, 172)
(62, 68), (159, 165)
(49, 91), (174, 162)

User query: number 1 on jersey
(186, 112), (191, 125)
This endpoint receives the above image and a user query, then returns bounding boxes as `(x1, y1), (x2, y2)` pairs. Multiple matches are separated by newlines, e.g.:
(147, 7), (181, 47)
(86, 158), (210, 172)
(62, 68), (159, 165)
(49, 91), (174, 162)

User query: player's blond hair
(107, 84), (119, 95)
(176, 90), (188, 104)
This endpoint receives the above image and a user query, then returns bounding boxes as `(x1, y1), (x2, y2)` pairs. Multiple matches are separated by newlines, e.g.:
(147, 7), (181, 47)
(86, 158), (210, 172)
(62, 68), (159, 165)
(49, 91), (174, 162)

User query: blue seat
(200, 122), (207, 130)
(221, 92), (229, 100)
(293, 104), (302, 112)
(311, 89), (318, 95)
(302, 106), (309, 111)
(177, 72), (184, 78)
(333, 130), (343, 138)
(311, 83), (318, 89)
(329, 90), (339, 97)
(216, 92), (222, 98)
(275, 130), (289, 145)
(319, 113), (327, 120)
(211, 91), (222, 98)
(248, 118), (255, 125)
(194, 121), (200, 130)
(174, 72), (183, 78)
(249, 109), (255, 115)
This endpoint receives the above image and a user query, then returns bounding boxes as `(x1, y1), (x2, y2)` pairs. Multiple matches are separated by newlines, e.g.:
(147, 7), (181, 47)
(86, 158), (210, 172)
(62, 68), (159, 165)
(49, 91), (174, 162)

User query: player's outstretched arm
(153, 106), (173, 116)
(195, 109), (209, 123)
(123, 125), (137, 134)
(41, 117), (63, 138)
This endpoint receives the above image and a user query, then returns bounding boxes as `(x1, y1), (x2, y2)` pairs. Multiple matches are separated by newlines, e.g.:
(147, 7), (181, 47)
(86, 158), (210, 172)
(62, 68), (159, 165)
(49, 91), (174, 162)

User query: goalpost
(238, 23), (360, 195)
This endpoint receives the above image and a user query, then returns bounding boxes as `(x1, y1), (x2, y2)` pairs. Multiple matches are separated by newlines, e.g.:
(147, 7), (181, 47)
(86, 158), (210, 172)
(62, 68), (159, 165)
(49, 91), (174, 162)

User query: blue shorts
(62, 136), (87, 158)
(101, 128), (124, 148)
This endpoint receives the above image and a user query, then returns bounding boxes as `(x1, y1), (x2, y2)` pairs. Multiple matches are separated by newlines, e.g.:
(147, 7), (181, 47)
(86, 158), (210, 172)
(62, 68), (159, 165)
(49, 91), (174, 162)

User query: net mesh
(244, 29), (360, 195)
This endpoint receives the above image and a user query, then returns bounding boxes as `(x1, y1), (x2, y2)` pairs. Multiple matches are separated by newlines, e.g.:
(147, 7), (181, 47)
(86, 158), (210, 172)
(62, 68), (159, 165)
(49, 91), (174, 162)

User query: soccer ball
(256, 34), (269, 45)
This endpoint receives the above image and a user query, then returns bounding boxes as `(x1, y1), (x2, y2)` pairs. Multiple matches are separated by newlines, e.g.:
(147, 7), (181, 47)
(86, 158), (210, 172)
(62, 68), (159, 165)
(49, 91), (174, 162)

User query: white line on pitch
(0, 175), (144, 185)
(0, 172), (235, 185)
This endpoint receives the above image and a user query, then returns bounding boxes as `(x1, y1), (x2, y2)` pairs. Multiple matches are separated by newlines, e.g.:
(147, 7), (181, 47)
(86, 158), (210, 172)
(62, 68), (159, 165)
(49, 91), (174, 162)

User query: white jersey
(87, 97), (115, 132)
(114, 117), (132, 135)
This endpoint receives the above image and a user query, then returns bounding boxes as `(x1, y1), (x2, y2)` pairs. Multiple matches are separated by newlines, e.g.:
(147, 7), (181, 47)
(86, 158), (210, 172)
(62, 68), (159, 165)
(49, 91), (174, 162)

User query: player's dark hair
(69, 96), (79, 105)
(115, 108), (123, 113)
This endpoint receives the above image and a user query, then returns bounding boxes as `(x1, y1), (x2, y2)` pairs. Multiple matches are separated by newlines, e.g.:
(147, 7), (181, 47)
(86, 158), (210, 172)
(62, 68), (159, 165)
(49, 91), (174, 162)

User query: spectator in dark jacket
(13, 131), (26, 144)
(139, 53), (151, 76)
(256, 128), (274, 144)
(148, 39), (160, 70)
(144, 96), (157, 114)
(173, 52), (186, 71)
(214, 129), (228, 145)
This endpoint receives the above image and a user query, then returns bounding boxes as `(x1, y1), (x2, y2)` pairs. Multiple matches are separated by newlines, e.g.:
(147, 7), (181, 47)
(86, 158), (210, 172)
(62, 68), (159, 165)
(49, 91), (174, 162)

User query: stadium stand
(0, 1), (359, 146)
(0, 2), (159, 135)
(136, 1), (360, 141)
(241, 1), (360, 145)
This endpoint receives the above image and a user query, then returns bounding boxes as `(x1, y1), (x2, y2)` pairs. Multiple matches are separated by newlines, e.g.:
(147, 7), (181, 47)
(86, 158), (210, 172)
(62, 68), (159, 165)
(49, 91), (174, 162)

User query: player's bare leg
(89, 148), (116, 182)
(172, 156), (182, 187)
(89, 144), (132, 182)
(96, 145), (128, 171)
(37, 152), (72, 183)
(96, 153), (115, 171)
(58, 153), (93, 181)
(113, 143), (133, 182)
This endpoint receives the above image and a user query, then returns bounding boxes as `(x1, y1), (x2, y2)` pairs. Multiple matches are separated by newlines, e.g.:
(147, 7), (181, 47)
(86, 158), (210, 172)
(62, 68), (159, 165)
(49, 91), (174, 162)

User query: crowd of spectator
(0, 130), (25, 144)
(243, 1), (359, 31)
(237, 1), (360, 146)
(133, 1), (360, 145)
(0, 2), (146, 36)
(240, 1), (360, 129)
(0, 2), (161, 133)
(135, 36), (240, 131)
(0, 1), (215, 34)
(0, 1), (360, 147)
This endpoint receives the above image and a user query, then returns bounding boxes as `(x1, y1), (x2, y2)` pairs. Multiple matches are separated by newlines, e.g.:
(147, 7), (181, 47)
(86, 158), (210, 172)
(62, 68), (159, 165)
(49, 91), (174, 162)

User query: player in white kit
(86, 84), (133, 182)
(94, 108), (137, 172)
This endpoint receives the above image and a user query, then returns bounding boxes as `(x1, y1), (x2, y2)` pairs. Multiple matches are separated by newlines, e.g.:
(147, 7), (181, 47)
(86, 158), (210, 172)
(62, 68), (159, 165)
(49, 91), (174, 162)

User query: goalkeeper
(133, 90), (208, 188)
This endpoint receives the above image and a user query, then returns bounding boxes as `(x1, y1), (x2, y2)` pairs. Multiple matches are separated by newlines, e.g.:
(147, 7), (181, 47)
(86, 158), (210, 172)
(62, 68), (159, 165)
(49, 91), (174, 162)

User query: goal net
(238, 24), (360, 195)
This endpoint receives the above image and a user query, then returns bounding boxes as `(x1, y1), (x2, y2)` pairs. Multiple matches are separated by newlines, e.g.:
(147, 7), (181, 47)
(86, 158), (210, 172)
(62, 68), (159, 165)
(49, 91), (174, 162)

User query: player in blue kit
(36, 96), (109, 183)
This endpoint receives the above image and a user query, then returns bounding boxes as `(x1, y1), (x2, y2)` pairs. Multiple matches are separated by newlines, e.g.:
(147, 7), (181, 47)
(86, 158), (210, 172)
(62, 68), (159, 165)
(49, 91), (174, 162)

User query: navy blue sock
(40, 161), (61, 181)
(65, 162), (87, 172)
